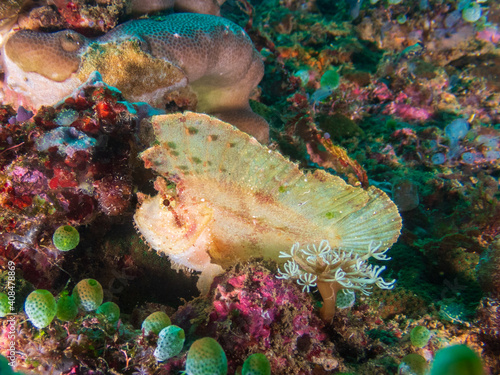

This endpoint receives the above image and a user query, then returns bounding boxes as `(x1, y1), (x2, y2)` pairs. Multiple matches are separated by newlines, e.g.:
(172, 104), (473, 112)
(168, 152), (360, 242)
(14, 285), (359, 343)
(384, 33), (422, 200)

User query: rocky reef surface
(0, 0), (499, 374)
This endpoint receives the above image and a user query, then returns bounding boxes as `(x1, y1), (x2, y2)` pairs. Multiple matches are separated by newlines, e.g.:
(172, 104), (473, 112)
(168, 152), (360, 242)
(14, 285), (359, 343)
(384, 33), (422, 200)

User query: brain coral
(2, 13), (268, 142)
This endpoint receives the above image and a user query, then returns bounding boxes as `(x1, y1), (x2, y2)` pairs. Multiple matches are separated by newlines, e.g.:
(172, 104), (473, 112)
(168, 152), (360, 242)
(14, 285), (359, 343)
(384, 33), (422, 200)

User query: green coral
(316, 113), (364, 141)
(439, 302), (472, 324)
(336, 289), (356, 309)
(367, 329), (398, 345)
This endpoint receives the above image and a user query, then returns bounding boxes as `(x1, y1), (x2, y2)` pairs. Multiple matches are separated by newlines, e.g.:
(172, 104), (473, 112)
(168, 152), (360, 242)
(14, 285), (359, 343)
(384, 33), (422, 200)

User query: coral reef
(0, 80), (135, 271)
(172, 264), (339, 374)
(2, 13), (269, 142)
(0, 0), (500, 373)
(1, 0), (227, 38)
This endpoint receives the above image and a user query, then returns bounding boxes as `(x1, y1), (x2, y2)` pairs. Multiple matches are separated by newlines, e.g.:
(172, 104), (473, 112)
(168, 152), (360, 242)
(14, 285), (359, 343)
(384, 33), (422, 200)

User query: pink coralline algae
(476, 28), (500, 44)
(210, 272), (321, 342)
(172, 264), (339, 374)
(10, 167), (47, 197)
(383, 92), (433, 122)
(384, 102), (432, 122)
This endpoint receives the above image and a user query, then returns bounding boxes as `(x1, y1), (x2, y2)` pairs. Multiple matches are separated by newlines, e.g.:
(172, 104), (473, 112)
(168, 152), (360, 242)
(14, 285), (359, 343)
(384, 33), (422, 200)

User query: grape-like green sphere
(25, 290), (57, 328)
(462, 4), (482, 23)
(73, 279), (103, 311)
(410, 326), (431, 348)
(399, 354), (429, 375)
(185, 337), (227, 375)
(154, 325), (185, 361)
(430, 345), (484, 375)
(242, 353), (271, 375)
(0, 293), (11, 317)
(142, 311), (171, 336)
(56, 295), (78, 321)
(52, 225), (80, 251)
(0, 355), (17, 374)
(96, 301), (120, 324)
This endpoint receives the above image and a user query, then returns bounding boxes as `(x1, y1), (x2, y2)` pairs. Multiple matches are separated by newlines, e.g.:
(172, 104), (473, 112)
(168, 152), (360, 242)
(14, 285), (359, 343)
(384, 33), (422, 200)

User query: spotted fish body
(134, 112), (402, 293)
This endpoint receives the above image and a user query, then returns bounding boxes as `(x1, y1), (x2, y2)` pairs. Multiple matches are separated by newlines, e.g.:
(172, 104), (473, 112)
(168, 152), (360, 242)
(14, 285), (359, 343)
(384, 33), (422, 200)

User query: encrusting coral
(172, 263), (339, 373)
(1, 13), (269, 142)
(134, 112), (402, 303)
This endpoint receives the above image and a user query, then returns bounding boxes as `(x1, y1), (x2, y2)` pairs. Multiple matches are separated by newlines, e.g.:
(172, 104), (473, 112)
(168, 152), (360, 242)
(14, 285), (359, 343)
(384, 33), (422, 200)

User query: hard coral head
(4, 28), (88, 82)
(77, 39), (188, 107)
